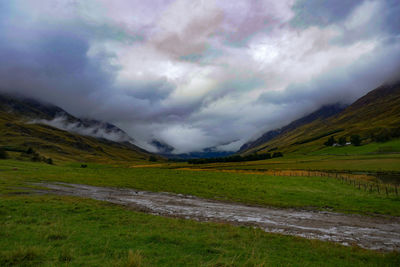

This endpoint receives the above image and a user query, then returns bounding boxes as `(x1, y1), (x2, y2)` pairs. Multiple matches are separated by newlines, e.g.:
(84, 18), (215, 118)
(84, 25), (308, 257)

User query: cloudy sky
(0, 0), (399, 153)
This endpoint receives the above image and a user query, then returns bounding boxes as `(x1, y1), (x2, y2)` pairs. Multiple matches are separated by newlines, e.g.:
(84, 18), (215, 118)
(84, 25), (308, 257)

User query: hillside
(241, 81), (400, 155)
(0, 93), (156, 164)
(239, 104), (345, 153)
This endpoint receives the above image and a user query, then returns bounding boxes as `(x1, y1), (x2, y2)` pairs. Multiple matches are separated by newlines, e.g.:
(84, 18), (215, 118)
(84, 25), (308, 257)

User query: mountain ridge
(239, 103), (346, 153)
(0, 93), (133, 143)
(0, 93), (156, 163)
(240, 81), (400, 155)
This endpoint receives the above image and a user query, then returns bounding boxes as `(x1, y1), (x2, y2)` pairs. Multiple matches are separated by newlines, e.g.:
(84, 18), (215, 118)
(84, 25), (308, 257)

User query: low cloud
(31, 115), (133, 143)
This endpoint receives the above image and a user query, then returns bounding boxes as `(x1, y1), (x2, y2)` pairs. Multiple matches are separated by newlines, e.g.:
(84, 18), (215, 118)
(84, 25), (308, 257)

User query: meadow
(1, 155), (400, 266)
(2, 195), (399, 266)
(1, 159), (400, 216)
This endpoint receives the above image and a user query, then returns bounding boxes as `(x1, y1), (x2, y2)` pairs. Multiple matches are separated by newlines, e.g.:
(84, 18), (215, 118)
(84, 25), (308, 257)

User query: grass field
(1, 158), (400, 266)
(181, 153), (400, 172)
(1, 159), (399, 216)
(2, 195), (399, 266)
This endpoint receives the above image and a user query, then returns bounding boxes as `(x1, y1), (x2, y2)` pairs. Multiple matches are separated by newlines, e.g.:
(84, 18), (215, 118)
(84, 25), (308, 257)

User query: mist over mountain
(240, 104), (346, 152)
(0, 93), (134, 144)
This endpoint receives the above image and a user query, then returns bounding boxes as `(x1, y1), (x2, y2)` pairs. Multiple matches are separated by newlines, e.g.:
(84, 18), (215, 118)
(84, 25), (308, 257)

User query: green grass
(310, 139), (400, 156)
(187, 153), (400, 172)
(1, 160), (399, 216)
(1, 195), (399, 266)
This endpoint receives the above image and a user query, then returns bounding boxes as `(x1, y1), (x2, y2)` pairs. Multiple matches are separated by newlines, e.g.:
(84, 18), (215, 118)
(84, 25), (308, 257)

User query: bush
(188, 152), (277, 164)
(350, 135), (361, 146)
(272, 152), (283, 158)
(372, 129), (391, 142)
(149, 156), (158, 162)
(26, 147), (34, 154)
(338, 136), (346, 146)
(324, 136), (336, 146)
(31, 152), (41, 162)
(46, 158), (53, 165)
(80, 164), (87, 168)
(0, 148), (9, 159)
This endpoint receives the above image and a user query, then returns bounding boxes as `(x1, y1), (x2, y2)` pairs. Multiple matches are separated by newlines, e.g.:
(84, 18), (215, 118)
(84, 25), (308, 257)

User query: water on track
(33, 182), (400, 251)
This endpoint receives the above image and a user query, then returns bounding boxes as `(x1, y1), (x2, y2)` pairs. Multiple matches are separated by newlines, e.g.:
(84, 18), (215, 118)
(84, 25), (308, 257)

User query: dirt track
(34, 182), (400, 251)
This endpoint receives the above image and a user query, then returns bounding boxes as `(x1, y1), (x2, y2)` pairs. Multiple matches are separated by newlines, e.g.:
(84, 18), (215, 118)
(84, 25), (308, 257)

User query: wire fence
(263, 169), (399, 197)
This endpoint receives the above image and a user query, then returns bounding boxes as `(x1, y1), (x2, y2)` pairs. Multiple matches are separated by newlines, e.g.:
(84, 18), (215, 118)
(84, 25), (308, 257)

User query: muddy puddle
(33, 182), (400, 251)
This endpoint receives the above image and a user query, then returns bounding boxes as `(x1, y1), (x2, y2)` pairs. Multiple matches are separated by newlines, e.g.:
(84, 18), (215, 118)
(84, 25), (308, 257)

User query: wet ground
(33, 182), (400, 251)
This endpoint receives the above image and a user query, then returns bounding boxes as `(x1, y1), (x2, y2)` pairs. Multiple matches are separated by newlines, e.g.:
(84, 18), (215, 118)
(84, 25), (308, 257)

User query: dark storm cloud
(0, 0), (399, 153)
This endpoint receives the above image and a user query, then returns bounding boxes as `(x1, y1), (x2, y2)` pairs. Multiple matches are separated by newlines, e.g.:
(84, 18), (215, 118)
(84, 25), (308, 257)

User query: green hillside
(0, 96), (157, 164)
(242, 82), (400, 155)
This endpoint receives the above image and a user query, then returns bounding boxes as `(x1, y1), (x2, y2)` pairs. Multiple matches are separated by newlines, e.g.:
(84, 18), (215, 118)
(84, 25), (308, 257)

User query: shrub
(0, 148), (9, 159)
(149, 156), (158, 162)
(80, 164), (88, 168)
(350, 135), (361, 146)
(46, 158), (53, 165)
(372, 129), (391, 142)
(31, 152), (41, 162)
(338, 136), (346, 146)
(324, 136), (336, 146)
(187, 152), (275, 164)
(272, 152), (283, 158)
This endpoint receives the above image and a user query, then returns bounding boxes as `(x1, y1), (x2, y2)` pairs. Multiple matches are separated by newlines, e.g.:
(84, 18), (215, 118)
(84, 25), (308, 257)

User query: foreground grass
(1, 160), (399, 216)
(1, 195), (399, 266)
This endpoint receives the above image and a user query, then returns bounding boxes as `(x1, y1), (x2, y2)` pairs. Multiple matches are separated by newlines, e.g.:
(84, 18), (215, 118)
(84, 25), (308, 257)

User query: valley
(1, 83), (400, 266)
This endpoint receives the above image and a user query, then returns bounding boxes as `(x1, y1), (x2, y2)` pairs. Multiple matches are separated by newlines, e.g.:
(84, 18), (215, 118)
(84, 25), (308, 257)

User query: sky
(0, 0), (399, 154)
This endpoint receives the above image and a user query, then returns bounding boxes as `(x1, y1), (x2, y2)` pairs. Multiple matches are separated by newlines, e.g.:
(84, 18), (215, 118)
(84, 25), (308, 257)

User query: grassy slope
(0, 111), (155, 164)
(2, 195), (398, 266)
(1, 160), (399, 216)
(243, 83), (400, 155)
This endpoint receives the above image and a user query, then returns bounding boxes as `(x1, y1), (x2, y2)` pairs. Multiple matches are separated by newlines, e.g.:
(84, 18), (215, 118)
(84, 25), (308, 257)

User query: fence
(262, 169), (399, 197)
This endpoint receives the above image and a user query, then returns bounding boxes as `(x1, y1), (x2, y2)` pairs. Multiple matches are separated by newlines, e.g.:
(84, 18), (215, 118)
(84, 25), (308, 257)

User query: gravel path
(34, 182), (400, 251)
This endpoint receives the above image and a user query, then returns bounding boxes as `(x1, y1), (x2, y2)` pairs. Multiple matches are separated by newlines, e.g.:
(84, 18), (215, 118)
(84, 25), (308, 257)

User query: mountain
(150, 139), (235, 159)
(239, 104), (345, 152)
(151, 140), (174, 154)
(0, 94), (133, 142)
(0, 93), (157, 163)
(240, 81), (400, 155)
(163, 149), (234, 160)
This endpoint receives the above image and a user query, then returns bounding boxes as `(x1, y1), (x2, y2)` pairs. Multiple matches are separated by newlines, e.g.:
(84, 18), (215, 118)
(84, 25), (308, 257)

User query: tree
(149, 156), (158, 162)
(338, 136), (346, 146)
(31, 152), (41, 162)
(324, 136), (336, 146)
(272, 152), (283, 158)
(0, 148), (8, 159)
(350, 135), (361, 146)
(372, 129), (391, 142)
